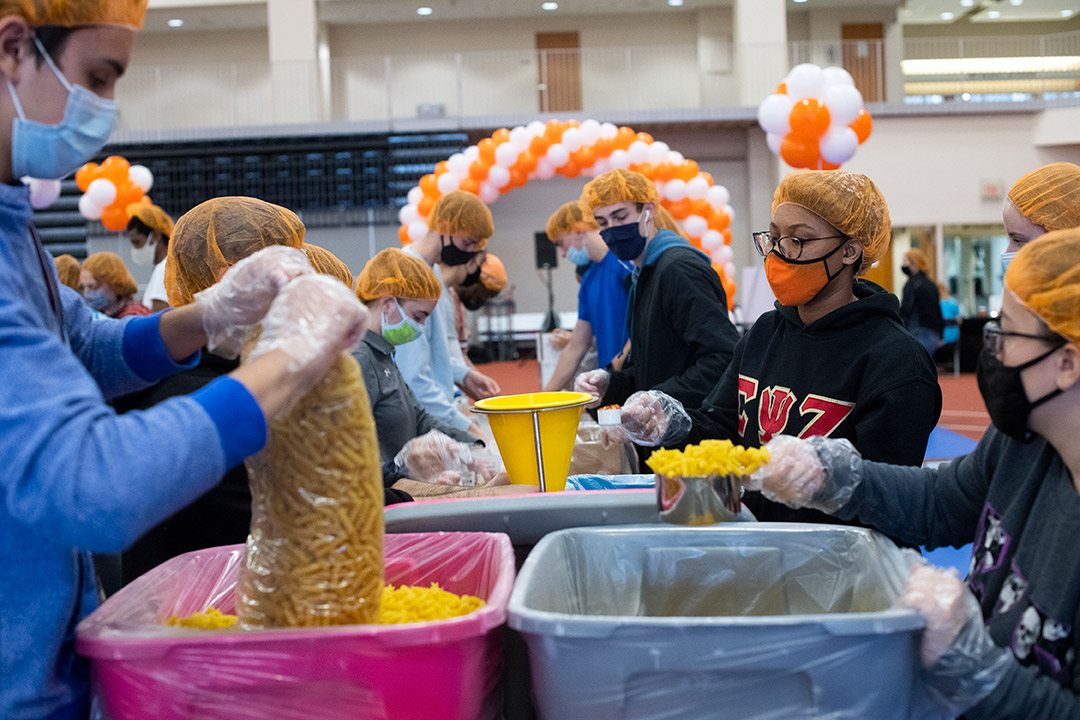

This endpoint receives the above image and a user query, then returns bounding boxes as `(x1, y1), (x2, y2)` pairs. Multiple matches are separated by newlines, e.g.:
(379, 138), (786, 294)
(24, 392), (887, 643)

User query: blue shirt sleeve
(121, 312), (200, 383)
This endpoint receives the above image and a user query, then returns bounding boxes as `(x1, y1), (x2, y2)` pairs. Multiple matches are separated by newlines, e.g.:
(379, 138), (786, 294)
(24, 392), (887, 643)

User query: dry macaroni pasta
(165, 607), (238, 630)
(237, 354), (385, 628)
(647, 439), (770, 478)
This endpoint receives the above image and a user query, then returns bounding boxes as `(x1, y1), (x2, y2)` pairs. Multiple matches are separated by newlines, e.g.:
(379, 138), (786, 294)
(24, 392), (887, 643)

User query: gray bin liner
(509, 524), (931, 720)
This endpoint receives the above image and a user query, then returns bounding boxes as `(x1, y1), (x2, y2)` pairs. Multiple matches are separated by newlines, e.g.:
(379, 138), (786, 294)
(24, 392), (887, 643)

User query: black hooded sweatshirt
(682, 279), (942, 526)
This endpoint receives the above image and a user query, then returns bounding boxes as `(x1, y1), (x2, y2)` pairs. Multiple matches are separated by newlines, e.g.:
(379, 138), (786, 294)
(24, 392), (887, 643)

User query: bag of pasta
(237, 353), (384, 628)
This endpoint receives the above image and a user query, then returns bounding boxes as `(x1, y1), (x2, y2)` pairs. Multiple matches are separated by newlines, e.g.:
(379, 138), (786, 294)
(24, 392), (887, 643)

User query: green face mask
(382, 299), (424, 346)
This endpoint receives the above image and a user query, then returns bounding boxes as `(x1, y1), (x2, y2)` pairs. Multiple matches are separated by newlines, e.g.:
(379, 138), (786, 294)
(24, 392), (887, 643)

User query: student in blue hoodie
(0, 7), (367, 718)
(574, 169), (739, 418)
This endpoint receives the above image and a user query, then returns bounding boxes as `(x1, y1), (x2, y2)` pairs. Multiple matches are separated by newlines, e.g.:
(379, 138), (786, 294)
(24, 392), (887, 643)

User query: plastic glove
(902, 564), (1011, 716)
(619, 391), (692, 447)
(246, 275), (368, 400)
(195, 245), (315, 358)
(744, 435), (862, 514)
(394, 430), (503, 487)
(574, 369), (610, 409)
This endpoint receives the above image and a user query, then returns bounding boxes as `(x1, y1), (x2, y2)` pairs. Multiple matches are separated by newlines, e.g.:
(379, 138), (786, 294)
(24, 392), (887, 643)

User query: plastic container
(565, 474), (656, 491)
(472, 391), (591, 491)
(77, 532), (514, 720)
(509, 524), (925, 720)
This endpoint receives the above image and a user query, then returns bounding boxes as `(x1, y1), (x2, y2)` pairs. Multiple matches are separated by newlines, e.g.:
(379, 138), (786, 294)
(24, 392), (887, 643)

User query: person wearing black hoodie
(618, 170), (941, 528)
(900, 247), (945, 355)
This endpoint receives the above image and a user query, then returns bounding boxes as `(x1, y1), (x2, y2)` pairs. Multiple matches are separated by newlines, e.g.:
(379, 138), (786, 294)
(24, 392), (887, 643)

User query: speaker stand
(540, 265), (559, 333)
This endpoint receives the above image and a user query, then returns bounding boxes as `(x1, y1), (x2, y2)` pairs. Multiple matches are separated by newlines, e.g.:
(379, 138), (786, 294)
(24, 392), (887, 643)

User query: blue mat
(924, 425), (978, 460)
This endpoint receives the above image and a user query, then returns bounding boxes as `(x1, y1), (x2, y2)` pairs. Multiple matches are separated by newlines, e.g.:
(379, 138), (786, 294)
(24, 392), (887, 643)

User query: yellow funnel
(472, 392), (591, 492)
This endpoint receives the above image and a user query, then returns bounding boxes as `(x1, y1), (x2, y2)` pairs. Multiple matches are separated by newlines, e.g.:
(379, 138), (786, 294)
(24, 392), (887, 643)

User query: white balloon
(822, 66), (855, 87)
(480, 182), (500, 203)
(600, 122), (618, 139)
(535, 158), (556, 179)
(627, 140), (650, 165)
(488, 165), (511, 188)
(86, 178), (116, 206)
(547, 143), (570, 168)
(667, 150), (685, 166)
(714, 244), (734, 264)
(819, 126), (859, 165)
(398, 203), (420, 225)
(464, 145), (480, 162)
(823, 84), (863, 126)
(665, 178), (688, 202)
(608, 149), (630, 169)
(560, 127), (584, 153)
(437, 172), (462, 194)
(686, 176), (709, 200)
(757, 93), (795, 136)
(653, 181), (666, 198)
(592, 157), (611, 175)
(509, 125), (531, 149)
(447, 153), (469, 175)
(494, 142), (519, 168)
(705, 185), (731, 209)
(702, 230), (725, 253)
(407, 219), (430, 243)
(723, 205), (735, 223)
(78, 192), (103, 220)
(724, 261), (736, 280)
(27, 178), (61, 209)
(527, 120), (547, 137)
(683, 214), (708, 239)
(580, 118), (602, 144)
(128, 165), (154, 193)
(785, 63), (825, 100)
(766, 132), (784, 157)
(646, 141), (670, 165)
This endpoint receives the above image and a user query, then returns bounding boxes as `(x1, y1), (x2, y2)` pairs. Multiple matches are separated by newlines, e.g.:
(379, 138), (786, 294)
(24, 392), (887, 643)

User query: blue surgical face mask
(566, 245), (590, 267)
(382, 298), (424, 346)
(1000, 251), (1018, 274)
(7, 35), (117, 181)
(600, 209), (650, 263)
(83, 289), (111, 312)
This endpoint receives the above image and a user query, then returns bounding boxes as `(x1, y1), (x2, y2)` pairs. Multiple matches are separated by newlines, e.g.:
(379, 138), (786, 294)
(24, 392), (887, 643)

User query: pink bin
(76, 532), (514, 720)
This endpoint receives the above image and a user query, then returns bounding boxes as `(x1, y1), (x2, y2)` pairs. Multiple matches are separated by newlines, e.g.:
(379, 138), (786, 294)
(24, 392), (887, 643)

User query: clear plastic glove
(902, 564), (1011, 716)
(246, 275), (367, 399)
(394, 430), (503, 487)
(618, 391), (692, 447)
(195, 245), (315, 358)
(574, 369), (610, 409)
(744, 435), (862, 514)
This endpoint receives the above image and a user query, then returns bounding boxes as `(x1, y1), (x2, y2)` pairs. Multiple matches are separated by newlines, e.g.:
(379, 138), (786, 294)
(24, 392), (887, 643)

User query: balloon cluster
(756, 64), (873, 170)
(21, 177), (61, 209)
(397, 119), (737, 301)
(75, 157), (154, 231)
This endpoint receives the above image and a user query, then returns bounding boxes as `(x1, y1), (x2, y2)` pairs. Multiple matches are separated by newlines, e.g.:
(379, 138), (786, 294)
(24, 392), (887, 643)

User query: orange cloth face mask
(763, 242), (848, 306)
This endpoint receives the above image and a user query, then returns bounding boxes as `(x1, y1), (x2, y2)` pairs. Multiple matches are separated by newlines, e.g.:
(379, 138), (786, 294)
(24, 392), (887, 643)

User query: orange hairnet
(904, 248), (933, 276)
(480, 253), (506, 292)
(302, 243), (353, 288)
(1006, 227), (1080, 345)
(579, 169), (659, 218)
(165, 196), (305, 307)
(772, 170), (890, 275)
(1007, 162), (1080, 233)
(355, 247), (442, 304)
(546, 201), (598, 242)
(4, 0), (147, 28)
(427, 191), (493, 247)
(126, 202), (174, 239)
(53, 253), (80, 290)
(83, 251), (136, 297)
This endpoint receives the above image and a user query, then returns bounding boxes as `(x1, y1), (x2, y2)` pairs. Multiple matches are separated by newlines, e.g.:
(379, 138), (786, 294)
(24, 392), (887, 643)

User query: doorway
(536, 32), (582, 113)
(841, 23), (884, 103)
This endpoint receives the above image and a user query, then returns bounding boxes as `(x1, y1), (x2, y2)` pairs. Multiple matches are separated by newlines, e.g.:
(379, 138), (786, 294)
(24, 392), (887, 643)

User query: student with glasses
(612, 170), (941, 530)
(748, 229), (1080, 719)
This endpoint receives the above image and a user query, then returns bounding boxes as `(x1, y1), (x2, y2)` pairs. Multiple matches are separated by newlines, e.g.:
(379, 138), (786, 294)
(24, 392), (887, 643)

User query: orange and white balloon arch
(397, 119), (738, 304)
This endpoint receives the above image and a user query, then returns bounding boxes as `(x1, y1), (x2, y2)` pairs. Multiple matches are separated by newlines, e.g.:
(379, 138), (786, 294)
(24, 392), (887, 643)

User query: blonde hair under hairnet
(302, 243), (353, 288)
(127, 202), (174, 239)
(654, 207), (683, 236)
(53, 253), (80, 290)
(546, 201), (598, 243)
(165, 197), (305, 307)
(82, 251), (136, 297)
(1007, 163), (1080, 233)
(772, 170), (890, 275)
(427, 191), (492, 247)
(1006, 227), (1080, 345)
(355, 247), (442, 304)
(2, 0), (147, 28)
(904, 248), (933, 276)
(579, 169), (659, 219)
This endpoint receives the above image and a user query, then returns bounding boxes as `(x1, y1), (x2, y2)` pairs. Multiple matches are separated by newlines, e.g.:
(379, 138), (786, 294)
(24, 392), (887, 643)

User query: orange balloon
(613, 127), (636, 151)
(115, 180), (144, 207)
(559, 160), (581, 179)
(571, 146), (596, 169)
(435, 161), (449, 176)
(819, 159), (841, 171)
(707, 210), (730, 232)
(398, 225), (410, 244)
(690, 199), (711, 217)
(529, 135), (551, 157)
(478, 138), (497, 164)
(675, 160), (699, 182)
(99, 156), (130, 183)
(667, 198), (692, 220)
(513, 151), (538, 174)
(469, 160), (490, 181)
(722, 279), (736, 311)
(418, 196), (436, 216)
(722, 229), (732, 245)
(636, 132), (653, 144)
(776, 81), (788, 95)
(459, 176), (481, 195)
(632, 162), (654, 178)
(509, 167), (529, 187)
(565, 119), (581, 129)
(544, 120), (565, 144)
(712, 261), (726, 280)
(492, 128), (511, 145)
(653, 162), (676, 182)
(700, 172), (714, 185)
(789, 98), (831, 141)
(780, 135), (819, 169)
(419, 173), (439, 197)
(75, 163), (98, 192)
(593, 137), (615, 158)
(139, 196), (152, 205)
(101, 204), (128, 231)
(850, 109), (873, 144)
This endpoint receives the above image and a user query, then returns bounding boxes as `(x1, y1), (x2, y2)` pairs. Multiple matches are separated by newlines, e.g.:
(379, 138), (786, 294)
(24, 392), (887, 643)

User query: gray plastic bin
(508, 524), (926, 720)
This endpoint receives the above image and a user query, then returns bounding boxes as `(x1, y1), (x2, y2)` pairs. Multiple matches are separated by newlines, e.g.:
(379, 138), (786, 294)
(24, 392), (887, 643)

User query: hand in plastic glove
(245, 274), (368, 404)
(195, 245), (315, 358)
(620, 391), (691, 447)
(744, 435), (861, 514)
(905, 565), (971, 667)
(574, 369), (610, 409)
(395, 430), (502, 487)
(462, 369), (501, 400)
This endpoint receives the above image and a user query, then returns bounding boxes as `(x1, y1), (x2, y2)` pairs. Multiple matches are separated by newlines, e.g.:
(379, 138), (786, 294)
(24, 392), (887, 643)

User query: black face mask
(901, 265), (914, 277)
(461, 265), (482, 286)
(976, 345), (1065, 441)
(441, 235), (478, 266)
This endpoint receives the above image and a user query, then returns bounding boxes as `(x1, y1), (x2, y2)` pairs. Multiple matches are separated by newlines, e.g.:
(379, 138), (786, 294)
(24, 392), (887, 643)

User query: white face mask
(130, 235), (156, 267)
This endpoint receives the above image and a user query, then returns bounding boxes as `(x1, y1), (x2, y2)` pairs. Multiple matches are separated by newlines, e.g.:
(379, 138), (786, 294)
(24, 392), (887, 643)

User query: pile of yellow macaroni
(165, 607), (238, 630)
(647, 439), (770, 478)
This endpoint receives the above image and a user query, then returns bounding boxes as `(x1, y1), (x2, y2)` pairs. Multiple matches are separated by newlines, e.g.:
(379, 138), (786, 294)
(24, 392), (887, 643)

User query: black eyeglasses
(752, 231), (846, 261)
(983, 320), (1068, 356)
